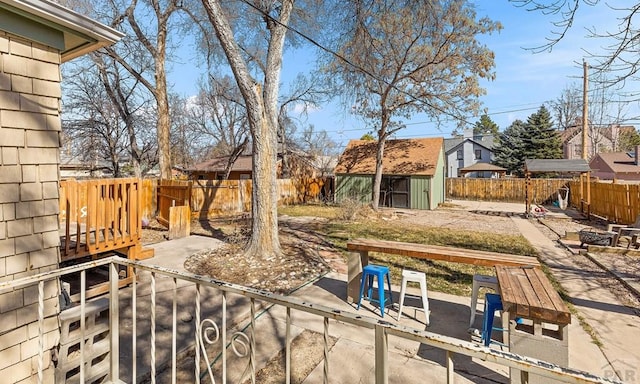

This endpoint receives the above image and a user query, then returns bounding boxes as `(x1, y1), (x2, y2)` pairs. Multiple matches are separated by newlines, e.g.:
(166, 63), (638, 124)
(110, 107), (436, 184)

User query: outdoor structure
(560, 123), (635, 160)
(524, 159), (591, 216)
(0, 0), (122, 382)
(444, 130), (496, 177)
(589, 147), (640, 181)
(458, 162), (506, 178)
(334, 138), (445, 210)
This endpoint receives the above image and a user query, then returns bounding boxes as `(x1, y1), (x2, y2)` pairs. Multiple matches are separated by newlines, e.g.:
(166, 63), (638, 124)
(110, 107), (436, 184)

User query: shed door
(380, 176), (410, 208)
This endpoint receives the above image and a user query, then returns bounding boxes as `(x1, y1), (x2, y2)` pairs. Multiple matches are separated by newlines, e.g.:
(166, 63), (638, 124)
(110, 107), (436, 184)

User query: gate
(157, 180), (192, 228)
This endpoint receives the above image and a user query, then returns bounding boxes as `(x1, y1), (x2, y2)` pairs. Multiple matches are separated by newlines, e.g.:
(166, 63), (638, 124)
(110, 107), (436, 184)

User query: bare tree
(92, 53), (147, 177)
(549, 83), (582, 130)
(62, 65), (129, 177)
(278, 74), (330, 177)
(199, 0), (296, 259)
(190, 75), (250, 155)
(326, 0), (500, 209)
(512, 1), (640, 90)
(549, 75), (630, 158)
(62, 59), (159, 177)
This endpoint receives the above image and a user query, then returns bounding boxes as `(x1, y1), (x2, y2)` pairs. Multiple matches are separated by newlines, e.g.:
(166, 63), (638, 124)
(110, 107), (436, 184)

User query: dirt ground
(141, 202), (592, 294)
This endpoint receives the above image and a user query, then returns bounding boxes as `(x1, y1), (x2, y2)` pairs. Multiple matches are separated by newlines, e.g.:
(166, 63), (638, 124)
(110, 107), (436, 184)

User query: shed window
(475, 149), (482, 160)
(456, 149), (463, 160)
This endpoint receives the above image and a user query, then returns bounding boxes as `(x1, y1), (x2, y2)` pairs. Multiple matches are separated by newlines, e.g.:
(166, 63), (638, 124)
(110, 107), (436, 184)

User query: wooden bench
(346, 238), (539, 302)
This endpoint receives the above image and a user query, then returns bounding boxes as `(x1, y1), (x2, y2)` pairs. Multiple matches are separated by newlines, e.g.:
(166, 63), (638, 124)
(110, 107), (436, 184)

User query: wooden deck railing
(59, 178), (143, 263)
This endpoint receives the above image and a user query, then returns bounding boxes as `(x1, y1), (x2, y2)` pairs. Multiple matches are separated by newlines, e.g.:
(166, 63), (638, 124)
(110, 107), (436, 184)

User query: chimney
(463, 129), (473, 139)
(636, 145), (640, 166)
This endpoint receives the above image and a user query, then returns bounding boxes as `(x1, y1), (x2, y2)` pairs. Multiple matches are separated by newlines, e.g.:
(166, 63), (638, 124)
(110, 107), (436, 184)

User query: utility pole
(582, 60), (588, 159)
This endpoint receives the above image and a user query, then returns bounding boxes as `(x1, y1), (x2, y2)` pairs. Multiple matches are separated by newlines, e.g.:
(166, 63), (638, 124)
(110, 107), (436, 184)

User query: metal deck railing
(0, 256), (619, 384)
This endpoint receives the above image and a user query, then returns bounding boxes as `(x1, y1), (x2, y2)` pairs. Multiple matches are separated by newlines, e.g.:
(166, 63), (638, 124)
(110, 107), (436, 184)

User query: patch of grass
(278, 204), (341, 219)
(283, 204), (538, 296)
(324, 220), (536, 296)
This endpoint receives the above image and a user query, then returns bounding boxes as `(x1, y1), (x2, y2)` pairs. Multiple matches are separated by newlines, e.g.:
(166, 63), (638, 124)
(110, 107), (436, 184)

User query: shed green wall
(335, 174), (372, 203)
(410, 176), (432, 210)
(431, 148), (446, 208)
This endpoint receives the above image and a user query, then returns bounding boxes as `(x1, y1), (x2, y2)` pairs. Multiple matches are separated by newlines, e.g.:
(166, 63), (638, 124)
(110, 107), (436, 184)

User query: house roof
(524, 159), (591, 173)
(0, 0), (124, 62)
(560, 124), (635, 143)
(459, 162), (506, 173)
(189, 155), (253, 173)
(334, 138), (443, 176)
(591, 152), (640, 174)
(443, 135), (496, 154)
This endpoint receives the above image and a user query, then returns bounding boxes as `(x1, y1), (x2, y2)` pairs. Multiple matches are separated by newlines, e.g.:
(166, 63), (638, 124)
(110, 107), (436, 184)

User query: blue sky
(169, 1), (639, 148)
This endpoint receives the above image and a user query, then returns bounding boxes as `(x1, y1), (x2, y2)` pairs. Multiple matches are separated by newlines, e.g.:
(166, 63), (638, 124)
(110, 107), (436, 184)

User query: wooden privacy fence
(569, 180), (640, 224)
(156, 178), (327, 220)
(446, 177), (640, 225)
(446, 178), (571, 203)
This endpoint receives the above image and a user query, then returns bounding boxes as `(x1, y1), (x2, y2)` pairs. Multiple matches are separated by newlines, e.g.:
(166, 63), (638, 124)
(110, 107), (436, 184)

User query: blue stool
(481, 293), (504, 347)
(357, 264), (393, 318)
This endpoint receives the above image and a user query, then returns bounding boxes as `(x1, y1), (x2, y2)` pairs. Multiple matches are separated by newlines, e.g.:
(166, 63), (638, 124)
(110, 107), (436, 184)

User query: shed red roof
(334, 138), (443, 176)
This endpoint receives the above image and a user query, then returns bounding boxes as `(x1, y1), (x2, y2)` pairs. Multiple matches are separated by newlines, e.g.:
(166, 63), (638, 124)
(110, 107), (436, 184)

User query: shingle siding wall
(0, 32), (61, 384)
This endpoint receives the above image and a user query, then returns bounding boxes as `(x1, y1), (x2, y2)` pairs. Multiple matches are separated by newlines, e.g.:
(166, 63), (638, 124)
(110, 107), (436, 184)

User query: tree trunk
(371, 138), (385, 210)
(201, 0), (294, 259)
(245, 86), (281, 258)
(156, 27), (172, 180)
(371, 110), (390, 210)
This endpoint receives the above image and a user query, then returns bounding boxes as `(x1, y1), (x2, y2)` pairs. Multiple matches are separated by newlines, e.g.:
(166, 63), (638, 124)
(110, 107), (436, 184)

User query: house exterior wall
(0, 32), (61, 383)
(446, 140), (493, 178)
(564, 128), (618, 160)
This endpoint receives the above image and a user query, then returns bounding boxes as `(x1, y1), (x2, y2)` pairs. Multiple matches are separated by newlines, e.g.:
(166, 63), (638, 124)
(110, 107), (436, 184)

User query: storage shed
(334, 138), (445, 210)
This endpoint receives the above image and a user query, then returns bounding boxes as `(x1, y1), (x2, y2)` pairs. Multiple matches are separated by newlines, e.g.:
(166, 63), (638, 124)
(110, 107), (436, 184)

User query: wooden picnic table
(494, 265), (571, 381)
(495, 265), (570, 325)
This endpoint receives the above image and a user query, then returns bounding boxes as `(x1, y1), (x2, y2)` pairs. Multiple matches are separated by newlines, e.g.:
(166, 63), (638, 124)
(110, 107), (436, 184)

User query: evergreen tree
(524, 105), (563, 161)
(493, 119), (526, 175)
(618, 128), (640, 152)
(492, 106), (563, 176)
(473, 114), (499, 136)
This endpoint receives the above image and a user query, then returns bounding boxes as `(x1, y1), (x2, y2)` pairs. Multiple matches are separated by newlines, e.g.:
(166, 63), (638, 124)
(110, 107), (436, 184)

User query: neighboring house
(60, 153), (109, 179)
(0, 1), (122, 382)
(590, 148), (640, 181)
(188, 155), (256, 180)
(334, 137), (445, 210)
(188, 153), (335, 180)
(444, 130), (496, 178)
(561, 124), (635, 160)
